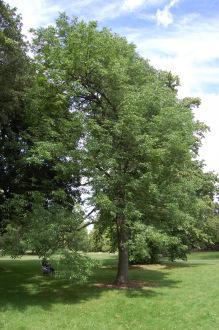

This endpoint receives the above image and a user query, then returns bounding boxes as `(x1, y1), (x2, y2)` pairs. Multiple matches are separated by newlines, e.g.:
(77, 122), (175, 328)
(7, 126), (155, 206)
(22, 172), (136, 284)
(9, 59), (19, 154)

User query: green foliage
(75, 227), (90, 252)
(128, 222), (188, 264)
(0, 191), (85, 257)
(53, 250), (98, 283)
(204, 203), (219, 249)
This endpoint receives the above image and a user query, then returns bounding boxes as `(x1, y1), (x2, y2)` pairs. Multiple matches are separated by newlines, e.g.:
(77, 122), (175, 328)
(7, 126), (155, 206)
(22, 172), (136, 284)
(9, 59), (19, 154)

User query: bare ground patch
(94, 280), (157, 289)
(130, 264), (167, 270)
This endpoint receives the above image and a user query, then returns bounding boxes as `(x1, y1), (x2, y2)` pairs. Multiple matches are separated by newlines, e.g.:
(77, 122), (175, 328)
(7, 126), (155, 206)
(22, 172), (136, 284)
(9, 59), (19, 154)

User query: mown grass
(0, 251), (219, 330)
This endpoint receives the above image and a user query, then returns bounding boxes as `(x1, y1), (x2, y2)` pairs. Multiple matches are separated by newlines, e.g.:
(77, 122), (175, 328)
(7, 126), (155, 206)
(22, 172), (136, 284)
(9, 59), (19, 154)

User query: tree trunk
(116, 214), (129, 285)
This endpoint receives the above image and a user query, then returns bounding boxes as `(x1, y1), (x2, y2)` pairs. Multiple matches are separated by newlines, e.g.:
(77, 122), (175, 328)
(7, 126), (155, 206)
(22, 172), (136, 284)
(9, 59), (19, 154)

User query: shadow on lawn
(0, 258), (202, 312)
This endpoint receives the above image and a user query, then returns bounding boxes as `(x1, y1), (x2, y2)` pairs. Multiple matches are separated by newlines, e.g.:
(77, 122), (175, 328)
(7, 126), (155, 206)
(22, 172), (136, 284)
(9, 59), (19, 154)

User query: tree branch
(76, 207), (97, 231)
(96, 165), (111, 178)
(77, 219), (97, 231)
(86, 207), (97, 218)
(80, 180), (94, 186)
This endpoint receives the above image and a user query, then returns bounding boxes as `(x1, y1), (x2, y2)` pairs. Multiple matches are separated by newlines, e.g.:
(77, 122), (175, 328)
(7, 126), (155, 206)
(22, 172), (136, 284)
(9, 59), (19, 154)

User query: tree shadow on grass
(0, 257), (203, 312)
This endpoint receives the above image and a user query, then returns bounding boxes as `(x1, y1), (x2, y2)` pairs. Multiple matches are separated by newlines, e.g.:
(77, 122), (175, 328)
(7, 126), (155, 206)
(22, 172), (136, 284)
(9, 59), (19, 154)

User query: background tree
(0, 4), (89, 273)
(88, 226), (114, 253)
(0, 0), (31, 231)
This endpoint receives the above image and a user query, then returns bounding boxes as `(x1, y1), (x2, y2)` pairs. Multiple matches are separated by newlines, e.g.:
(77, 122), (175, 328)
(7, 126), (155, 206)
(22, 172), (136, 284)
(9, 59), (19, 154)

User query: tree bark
(115, 214), (129, 285)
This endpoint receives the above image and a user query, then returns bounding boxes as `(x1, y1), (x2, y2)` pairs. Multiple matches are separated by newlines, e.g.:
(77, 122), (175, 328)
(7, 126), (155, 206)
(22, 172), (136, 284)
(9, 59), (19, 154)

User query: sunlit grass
(1, 251), (219, 329)
(187, 250), (219, 260)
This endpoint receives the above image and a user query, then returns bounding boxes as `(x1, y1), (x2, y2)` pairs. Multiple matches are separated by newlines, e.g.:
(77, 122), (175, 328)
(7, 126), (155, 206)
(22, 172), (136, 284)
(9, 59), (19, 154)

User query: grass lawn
(0, 252), (219, 330)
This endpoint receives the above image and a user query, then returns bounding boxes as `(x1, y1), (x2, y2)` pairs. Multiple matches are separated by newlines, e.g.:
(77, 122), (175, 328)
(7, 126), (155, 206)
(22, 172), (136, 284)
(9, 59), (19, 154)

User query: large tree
(1, 7), (216, 284)
(29, 15), (217, 284)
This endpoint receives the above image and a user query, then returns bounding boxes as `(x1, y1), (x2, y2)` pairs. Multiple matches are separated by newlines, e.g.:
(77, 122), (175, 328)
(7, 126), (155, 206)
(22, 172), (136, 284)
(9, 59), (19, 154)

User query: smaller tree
(89, 227), (113, 252)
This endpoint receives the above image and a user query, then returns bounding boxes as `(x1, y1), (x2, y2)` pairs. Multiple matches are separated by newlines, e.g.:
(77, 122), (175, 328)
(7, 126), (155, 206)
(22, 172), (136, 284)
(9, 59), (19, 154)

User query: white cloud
(7, 0), (61, 39)
(156, 6), (173, 26)
(122, 0), (146, 11)
(156, 0), (180, 27)
(169, 0), (179, 7)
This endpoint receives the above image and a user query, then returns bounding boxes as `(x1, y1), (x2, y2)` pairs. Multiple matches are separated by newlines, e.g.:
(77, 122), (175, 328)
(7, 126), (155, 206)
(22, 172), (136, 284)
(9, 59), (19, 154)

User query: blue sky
(7, 0), (219, 172)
